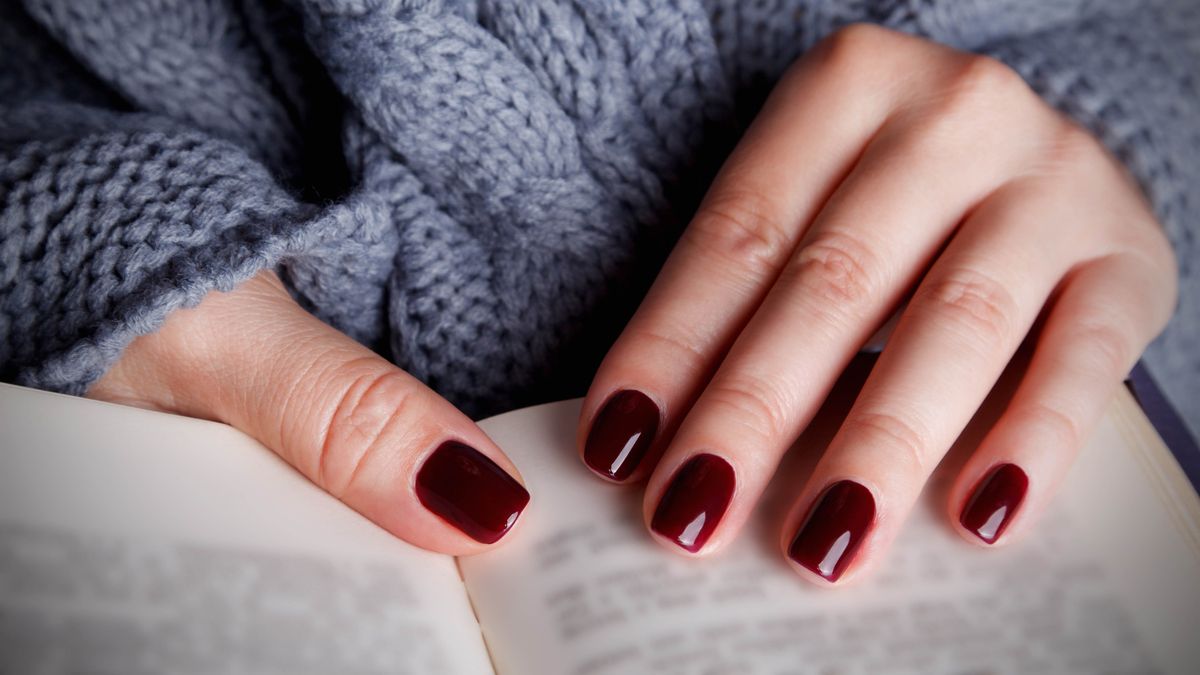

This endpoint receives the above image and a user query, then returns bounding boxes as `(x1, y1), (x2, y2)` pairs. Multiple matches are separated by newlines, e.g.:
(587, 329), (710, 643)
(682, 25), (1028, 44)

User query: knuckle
(626, 321), (709, 370)
(843, 410), (930, 474)
(811, 23), (892, 71)
(795, 23), (900, 105)
(1071, 319), (1135, 378)
(1041, 121), (1108, 173)
(786, 230), (880, 312)
(316, 366), (416, 496)
(1008, 401), (1082, 452)
(919, 269), (1018, 350)
(704, 372), (793, 443)
(915, 55), (1029, 139)
(1137, 226), (1179, 280)
(1136, 236), (1181, 315)
(946, 54), (1024, 105)
(690, 188), (793, 271)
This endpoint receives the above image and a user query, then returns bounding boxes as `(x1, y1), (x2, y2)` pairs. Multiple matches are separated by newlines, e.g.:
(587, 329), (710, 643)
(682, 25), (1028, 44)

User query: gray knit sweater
(2, 0), (1198, 436)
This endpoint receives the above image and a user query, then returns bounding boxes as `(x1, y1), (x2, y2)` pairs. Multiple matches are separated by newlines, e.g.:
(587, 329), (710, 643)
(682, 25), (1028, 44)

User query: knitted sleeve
(0, 0), (335, 395)
(0, 0), (736, 417)
(2, 0), (1197, 424)
(703, 0), (1200, 429)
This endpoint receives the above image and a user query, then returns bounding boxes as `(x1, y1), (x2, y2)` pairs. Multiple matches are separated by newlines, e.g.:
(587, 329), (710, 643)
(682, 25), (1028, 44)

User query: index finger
(578, 27), (902, 484)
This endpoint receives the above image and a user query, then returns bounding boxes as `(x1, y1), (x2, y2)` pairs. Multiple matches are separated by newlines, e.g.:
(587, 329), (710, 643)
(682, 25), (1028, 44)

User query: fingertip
(322, 399), (533, 555)
(439, 507), (532, 556)
(953, 461), (1029, 547)
(579, 387), (664, 485)
(409, 438), (530, 543)
(643, 452), (737, 556)
(779, 524), (880, 588)
(782, 556), (846, 588)
(645, 527), (723, 558)
(780, 478), (877, 584)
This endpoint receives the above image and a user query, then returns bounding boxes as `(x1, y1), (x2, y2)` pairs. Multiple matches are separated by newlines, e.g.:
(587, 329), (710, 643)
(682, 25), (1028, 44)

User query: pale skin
(91, 26), (1177, 583)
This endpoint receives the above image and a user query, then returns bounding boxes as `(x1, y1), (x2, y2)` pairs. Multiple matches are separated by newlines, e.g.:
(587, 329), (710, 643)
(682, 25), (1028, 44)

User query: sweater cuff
(0, 103), (319, 395)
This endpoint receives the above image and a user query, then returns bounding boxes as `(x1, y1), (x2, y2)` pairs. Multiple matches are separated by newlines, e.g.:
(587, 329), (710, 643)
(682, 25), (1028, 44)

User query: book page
(464, 392), (1200, 674)
(0, 384), (493, 675)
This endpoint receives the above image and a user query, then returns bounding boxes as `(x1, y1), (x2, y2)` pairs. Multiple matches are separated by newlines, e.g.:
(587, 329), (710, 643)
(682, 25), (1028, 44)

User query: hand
(89, 271), (529, 552)
(577, 25), (1176, 584)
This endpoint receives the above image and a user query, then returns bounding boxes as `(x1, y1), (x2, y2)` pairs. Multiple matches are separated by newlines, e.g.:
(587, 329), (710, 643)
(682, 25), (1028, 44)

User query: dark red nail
(960, 463), (1028, 544)
(583, 390), (660, 482)
(650, 453), (735, 553)
(788, 480), (875, 582)
(415, 441), (529, 544)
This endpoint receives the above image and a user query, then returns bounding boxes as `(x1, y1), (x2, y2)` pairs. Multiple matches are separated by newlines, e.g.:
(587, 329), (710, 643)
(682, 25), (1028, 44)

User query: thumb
(89, 271), (529, 553)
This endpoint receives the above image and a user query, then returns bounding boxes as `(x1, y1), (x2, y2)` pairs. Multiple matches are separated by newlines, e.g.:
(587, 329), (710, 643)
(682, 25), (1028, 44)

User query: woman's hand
(89, 271), (529, 553)
(578, 25), (1177, 584)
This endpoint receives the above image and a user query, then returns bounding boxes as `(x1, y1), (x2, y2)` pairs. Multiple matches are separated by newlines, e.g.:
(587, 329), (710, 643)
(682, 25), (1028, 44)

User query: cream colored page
(465, 398), (1200, 675)
(0, 384), (493, 675)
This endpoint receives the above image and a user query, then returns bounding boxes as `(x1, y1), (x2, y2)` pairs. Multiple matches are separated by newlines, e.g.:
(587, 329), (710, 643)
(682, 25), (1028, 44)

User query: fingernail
(960, 463), (1028, 544)
(416, 441), (530, 544)
(787, 480), (875, 582)
(650, 453), (735, 553)
(583, 390), (660, 482)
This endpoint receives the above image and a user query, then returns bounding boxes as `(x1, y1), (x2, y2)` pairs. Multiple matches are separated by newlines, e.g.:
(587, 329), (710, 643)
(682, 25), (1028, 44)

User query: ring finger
(779, 176), (1108, 583)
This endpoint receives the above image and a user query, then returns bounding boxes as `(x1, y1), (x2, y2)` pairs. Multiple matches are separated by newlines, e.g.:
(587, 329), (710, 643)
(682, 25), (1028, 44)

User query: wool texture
(1, 0), (1198, 435)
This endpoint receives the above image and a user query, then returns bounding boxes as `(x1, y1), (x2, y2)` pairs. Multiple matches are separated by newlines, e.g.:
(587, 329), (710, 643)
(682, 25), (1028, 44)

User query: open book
(1, 380), (1198, 674)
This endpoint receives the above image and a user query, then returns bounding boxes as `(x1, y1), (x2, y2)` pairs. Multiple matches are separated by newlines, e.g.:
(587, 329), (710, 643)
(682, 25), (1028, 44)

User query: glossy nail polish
(787, 480), (875, 582)
(960, 463), (1028, 544)
(583, 390), (660, 481)
(650, 453), (735, 553)
(415, 441), (530, 544)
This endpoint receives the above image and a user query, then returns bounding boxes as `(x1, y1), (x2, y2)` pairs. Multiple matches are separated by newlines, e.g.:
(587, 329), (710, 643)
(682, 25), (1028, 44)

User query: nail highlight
(788, 480), (875, 582)
(960, 463), (1028, 544)
(650, 453), (735, 553)
(583, 390), (660, 481)
(415, 441), (530, 544)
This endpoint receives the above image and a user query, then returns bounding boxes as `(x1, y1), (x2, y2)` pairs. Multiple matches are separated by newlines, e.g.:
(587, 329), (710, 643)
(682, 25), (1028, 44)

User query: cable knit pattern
(1, 0), (1197, 434)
